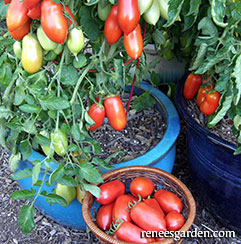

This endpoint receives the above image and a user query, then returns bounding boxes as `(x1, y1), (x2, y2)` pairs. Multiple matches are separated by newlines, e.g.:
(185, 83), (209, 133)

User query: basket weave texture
(82, 166), (196, 244)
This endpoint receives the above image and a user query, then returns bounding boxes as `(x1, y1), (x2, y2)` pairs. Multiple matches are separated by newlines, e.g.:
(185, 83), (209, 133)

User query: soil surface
(0, 120), (241, 244)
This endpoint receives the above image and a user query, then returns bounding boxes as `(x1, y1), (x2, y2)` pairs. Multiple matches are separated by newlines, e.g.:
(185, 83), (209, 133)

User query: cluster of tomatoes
(95, 177), (185, 243)
(5, 0), (84, 74)
(88, 95), (127, 131)
(183, 73), (221, 115)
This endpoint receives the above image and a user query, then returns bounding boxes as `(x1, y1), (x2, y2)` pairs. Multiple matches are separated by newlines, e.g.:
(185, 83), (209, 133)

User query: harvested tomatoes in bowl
(82, 166), (196, 244)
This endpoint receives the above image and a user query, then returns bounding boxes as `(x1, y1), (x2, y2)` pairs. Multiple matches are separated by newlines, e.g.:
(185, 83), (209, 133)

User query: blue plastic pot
(17, 81), (180, 230)
(175, 75), (241, 234)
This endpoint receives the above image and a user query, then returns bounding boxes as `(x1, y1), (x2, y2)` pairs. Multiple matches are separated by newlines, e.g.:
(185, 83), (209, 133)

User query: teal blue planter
(17, 81), (180, 230)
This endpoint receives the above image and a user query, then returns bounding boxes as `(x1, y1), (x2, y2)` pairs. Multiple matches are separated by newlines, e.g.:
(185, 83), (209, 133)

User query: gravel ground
(0, 121), (241, 244)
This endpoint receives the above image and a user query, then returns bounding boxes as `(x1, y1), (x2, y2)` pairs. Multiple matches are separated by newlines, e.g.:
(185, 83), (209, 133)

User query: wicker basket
(82, 166), (196, 244)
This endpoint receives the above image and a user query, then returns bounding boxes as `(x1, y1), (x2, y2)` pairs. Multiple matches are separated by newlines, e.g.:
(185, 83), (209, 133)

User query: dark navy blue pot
(175, 75), (241, 234)
(17, 81), (180, 230)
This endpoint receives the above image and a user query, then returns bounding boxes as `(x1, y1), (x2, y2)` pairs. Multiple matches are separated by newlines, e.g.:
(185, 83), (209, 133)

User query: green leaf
(0, 106), (13, 119)
(18, 205), (36, 235)
(20, 139), (32, 161)
(71, 123), (85, 141)
(73, 54), (87, 69)
(132, 91), (156, 112)
(35, 134), (50, 146)
(11, 168), (33, 180)
(40, 192), (68, 206)
(11, 189), (36, 200)
(32, 161), (42, 185)
(210, 0), (227, 28)
(91, 157), (115, 170)
(60, 64), (79, 86)
(89, 140), (102, 154)
(9, 152), (21, 172)
(113, 59), (125, 89)
(14, 86), (25, 105)
(39, 95), (70, 110)
(19, 104), (41, 113)
(232, 54), (241, 105)
(84, 0), (99, 6)
(57, 175), (78, 187)
(190, 43), (208, 71)
(215, 72), (230, 92)
(83, 183), (101, 198)
(79, 162), (103, 184)
(0, 119), (7, 149)
(234, 144), (241, 155)
(85, 111), (95, 125)
(49, 164), (65, 186)
(152, 29), (166, 45)
(234, 115), (241, 130)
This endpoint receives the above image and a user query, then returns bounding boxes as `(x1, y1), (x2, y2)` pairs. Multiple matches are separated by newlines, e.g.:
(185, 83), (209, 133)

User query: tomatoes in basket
(166, 211), (185, 231)
(130, 202), (167, 231)
(183, 73), (202, 100)
(130, 177), (155, 198)
(41, 0), (68, 44)
(154, 189), (183, 214)
(96, 202), (114, 231)
(104, 95), (127, 131)
(88, 103), (105, 131)
(200, 91), (220, 115)
(117, 0), (140, 35)
(112, 194), (138, 222)
(104, 5), (123, 45)
(97, 180), (125, 205)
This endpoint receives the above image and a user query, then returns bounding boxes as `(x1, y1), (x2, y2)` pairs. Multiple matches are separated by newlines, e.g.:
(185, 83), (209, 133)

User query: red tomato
(9, 18), (31, 41)
(196, 85), (211, 107)
(117, 0), (140, 35)
(130, 177), (155, 198)
(154, 189), (183, 214)
(41, 0), (68, 44)
(166, 211), (185, 231)
(143, 198), (165, 217)
(112, 194), (138, 222)
(200, 91), (220, 115)
(6, 0), (29, 32)
(130, 202), (167, 231)
(115, 221), (156, 243)
(104, 96), (127, 131)
(104, 5), (123, 45)
(4, 0), (11, 4)
(88, 103), (105, 131)
(96, 202), (114, 231)
(183, 73), (202, 99)
(23, 0), (41, 9)
(124, 24), (143, 59)
(96, 180), (125, 205)
(27, 3), (41, 19)
(62, 6), (78, 27)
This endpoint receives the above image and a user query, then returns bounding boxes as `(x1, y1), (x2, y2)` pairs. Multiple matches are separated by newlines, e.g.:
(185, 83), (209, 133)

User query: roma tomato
(37, 25), (58, 51)
(62, 6), (78, 27)
(55, 183), (76, 206)
(130, 177), (155, 198)
(154, 189), (183, 214)
(196, 85), (211, 107)
(6, 0), (29, 32)
(96, 180), (125, 205)
(21, 33), (43, 73)
(183, 73), (202, 99)
(4, 0), (12, 4)
(143, 0), (160, 25)
(41, 0), (68, 44)
(166, 211), (185, 231)
(130, 202), (167, 231)
(13, 41), (22, 59)
(200, 91), (220, 115)
(23, 0), (41, 9)
(117, 0), (140, 35)
(96, 202), (114, 231)
(27, 3), (41, 19)
(138, 0), (153, 15)
(115, 221), (156, 243)
(143, 198), (165, 217)
(98, 2), (112, 21)
(104, 5), (123, 45)
(104, 96), (127, 131)
(88, 103), (105, 131)
(124, 24), (143, 59)
(112, 194), (138, 222)
(39, 130), (54, 157)
(67, 28), (85, 56)
(9, 18), (31, 41)
(51, 129), (68, 156)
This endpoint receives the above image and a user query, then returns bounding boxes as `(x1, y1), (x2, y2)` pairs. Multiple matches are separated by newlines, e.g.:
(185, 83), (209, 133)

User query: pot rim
(175, 74), (237, 152)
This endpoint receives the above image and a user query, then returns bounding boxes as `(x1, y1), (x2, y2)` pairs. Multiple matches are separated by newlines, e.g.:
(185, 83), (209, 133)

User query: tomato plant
(130, 177), (155, 198)
(104, 96), (127, 131)
(200, 91), (220, 115)
(88, 103), (105, 131)
(96, 202), (114, 231)
(183, 73), (202, 100)
(166, 211), (185, 231)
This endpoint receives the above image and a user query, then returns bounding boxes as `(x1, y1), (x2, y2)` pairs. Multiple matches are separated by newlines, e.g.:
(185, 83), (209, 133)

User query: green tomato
(37, 26), (58, 51)
(54, 44), (63, 55)
(13, 41), (22, 59)
(97, 2), (111, 21)
(44, 51), (58, 62)
(51, 129), (68, 156)
(143, 0), (160, 25)
(157, 0), (168, 20)
(40, 131), (54, 157)
(56, 183), (76, 206)
(138, 0), (153, 15)
(67, 28), (85, 56)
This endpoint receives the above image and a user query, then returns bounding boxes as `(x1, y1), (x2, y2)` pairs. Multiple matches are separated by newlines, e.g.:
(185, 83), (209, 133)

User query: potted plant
(172, 0), (241, 234)
(0, 0), (182, 234)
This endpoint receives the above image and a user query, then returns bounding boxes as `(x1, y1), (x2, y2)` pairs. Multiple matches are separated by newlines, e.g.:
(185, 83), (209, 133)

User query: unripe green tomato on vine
(97, 2), (112, 21)
(67, 28), (85, 56)
(40, 130), (54, 157)
(13, 41), (22, 59)
(37, 25), (58, 51)
(138, 0), (153, 15)
(54, 44), (64, 55)
(143, 0), (160, 25)
(51, 129), (68, 157)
